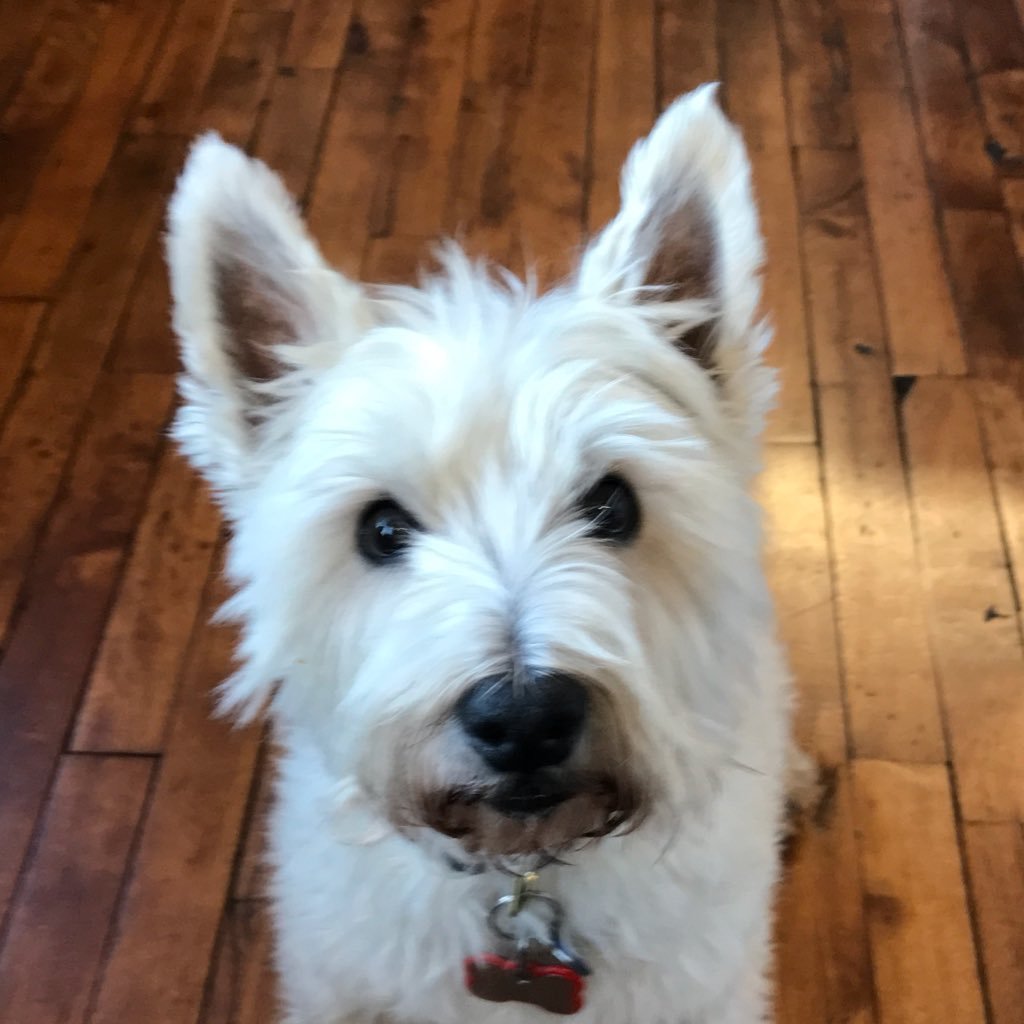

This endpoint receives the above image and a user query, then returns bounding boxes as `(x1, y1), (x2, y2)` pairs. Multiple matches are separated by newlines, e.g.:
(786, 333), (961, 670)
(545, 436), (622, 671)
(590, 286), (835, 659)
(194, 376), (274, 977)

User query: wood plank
(761, 444), (874, 1024)
(978, 70), (1024, 168)
(200, 900), (277, 1024)
(371, 0), (476, 242)
(71, 452), (221, 753)
(305, 0), (417, 275)
(838, 0), (966, 376)
(232, 753), (274, 901)
(0, 0), (57, 116)
(444, 0), (538, 264)
(106, 234), (177, 375)
(963, 823), (1024, 1024)
(852, 760), (986, 1024)
(902, 378), (1024, 820)
(588, 0), (655, 232)
(776, 0), (855, 148)
(720, 0), (815, 442)
(87, 572), (261, 1024)
(656, 0), (719, 107)
(0, 373), (175, 927)
(0, 0), (176, 296)
(0, 756), (152, 1022)
(0, 0), (106, 220)
(113, 29), (334, 377)
(797, 147), (946, 762)
(0, 301), (44, 418)
(760, 444), (846, 767)
(193, 9), (291, 148)
(974, 377), (1024, 606)
(776, 766), (875, 1024)
(0, 136), (182, 638)
(944, 208), (1024, 381)
(960, 0), (1024, 77)
(894, 0), (1001, 210)
(363, 233), (428, 283)
(254, 68), (337, 202)
(1003, 179), (1024, 268)
(282, 0), (356, 70)
(505, 0), (596, 283)
(131, 0), (236, 136)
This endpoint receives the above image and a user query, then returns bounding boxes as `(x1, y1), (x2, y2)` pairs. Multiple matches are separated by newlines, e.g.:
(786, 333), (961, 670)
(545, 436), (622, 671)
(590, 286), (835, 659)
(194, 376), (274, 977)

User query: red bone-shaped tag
(464, 954), (585, 1015)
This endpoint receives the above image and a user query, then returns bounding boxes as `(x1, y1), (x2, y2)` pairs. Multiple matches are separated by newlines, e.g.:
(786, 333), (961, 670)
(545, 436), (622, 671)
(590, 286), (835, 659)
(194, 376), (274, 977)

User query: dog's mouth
(413, 768), (647, 856)
(485, 774), (574, 819)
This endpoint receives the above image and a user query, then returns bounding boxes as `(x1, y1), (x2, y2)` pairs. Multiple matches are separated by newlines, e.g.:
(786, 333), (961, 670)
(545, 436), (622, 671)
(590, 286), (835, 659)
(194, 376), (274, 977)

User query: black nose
(456, 672), (588, 774)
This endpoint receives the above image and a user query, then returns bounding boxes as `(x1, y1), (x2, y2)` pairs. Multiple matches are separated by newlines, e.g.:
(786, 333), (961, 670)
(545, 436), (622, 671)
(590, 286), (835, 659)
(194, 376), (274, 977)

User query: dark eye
(357, 499), (420, 564)
(578, 474), (640, 543)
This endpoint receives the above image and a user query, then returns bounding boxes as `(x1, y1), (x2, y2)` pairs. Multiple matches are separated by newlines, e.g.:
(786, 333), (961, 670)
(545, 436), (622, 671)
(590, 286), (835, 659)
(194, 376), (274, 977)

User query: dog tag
(464, 953), (585, 1015)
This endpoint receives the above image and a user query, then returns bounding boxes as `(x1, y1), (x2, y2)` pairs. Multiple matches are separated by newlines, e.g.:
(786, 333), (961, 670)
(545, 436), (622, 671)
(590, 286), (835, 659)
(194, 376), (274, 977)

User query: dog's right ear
(167, 134), (369, 504)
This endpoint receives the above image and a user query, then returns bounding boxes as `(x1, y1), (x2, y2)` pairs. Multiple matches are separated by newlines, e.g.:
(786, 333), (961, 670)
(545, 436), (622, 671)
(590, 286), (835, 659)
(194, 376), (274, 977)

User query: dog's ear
(578, 84), (771, 426)
(167, 134), (369, 503)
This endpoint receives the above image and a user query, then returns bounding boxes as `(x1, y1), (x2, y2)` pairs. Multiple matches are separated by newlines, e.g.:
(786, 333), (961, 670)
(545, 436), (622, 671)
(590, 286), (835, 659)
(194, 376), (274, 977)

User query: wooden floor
(1, 0), (1023, 1021)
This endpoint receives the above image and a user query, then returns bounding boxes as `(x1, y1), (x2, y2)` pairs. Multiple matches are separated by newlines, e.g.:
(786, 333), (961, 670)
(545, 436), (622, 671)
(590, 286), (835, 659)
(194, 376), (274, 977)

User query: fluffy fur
(168, 84), (793, 1024)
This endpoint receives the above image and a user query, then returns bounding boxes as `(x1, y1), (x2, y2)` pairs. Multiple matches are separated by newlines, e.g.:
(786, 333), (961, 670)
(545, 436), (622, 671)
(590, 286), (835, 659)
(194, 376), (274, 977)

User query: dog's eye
(357, 499), (420, 564)
(579, 474), (640, 543)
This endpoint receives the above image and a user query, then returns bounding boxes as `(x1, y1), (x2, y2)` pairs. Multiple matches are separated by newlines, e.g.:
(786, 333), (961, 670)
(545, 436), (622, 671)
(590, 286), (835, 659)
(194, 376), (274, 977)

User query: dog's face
(168, 85), (774, 858)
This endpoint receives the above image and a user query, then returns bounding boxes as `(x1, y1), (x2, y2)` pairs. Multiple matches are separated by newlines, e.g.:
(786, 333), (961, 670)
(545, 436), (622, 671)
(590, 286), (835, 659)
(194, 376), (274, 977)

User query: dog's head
(168, 85), (774, 859)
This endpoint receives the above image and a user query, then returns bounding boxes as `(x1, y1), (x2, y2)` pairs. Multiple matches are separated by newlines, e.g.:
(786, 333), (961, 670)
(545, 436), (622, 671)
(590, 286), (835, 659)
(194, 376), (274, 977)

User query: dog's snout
(456, 672), (588, 773)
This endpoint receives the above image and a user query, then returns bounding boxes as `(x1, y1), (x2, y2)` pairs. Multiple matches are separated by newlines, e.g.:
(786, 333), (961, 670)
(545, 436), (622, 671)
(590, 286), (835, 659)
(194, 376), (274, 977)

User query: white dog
(168, 84), (801, 1024)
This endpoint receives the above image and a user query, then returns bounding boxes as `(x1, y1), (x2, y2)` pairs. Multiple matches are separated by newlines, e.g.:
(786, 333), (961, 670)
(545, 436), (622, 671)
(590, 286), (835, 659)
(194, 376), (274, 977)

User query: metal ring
(487, 892), (564, 941)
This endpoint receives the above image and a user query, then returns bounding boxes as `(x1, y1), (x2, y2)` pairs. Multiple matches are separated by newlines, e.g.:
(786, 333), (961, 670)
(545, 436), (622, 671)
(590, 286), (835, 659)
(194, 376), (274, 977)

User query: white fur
(168, 84), (791, 1024)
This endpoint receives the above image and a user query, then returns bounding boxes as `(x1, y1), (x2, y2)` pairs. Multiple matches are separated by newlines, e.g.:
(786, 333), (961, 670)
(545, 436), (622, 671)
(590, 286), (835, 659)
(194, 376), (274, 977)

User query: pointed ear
(578, 84), (770, 407)
(167, 134), (369, 502)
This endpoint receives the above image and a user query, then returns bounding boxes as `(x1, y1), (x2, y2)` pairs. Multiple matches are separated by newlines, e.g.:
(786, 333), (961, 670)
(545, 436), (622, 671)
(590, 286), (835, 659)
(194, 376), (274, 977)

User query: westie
(168, 84), (803, 1024)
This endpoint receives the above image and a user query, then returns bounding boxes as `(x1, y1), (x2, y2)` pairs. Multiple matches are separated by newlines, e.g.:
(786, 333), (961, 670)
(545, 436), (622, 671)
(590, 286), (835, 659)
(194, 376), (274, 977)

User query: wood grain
(0, 755), (152, 1023)
(894, 0), (1001, 210)
(0, 373), (174, 929)
(588, 0), (656, 232)
(201, 900), (278, 1024)
(0, 0), (176, 296)
(194, 9), (291, 148)
(776, 0), (855, 148)
(797, 147), (946, 762)
(504, 0), (596, 283)
(0, 136), (181, 638)
(306, 0), (418, 274)
(944, 208), (1024, 382)
(0, 0), (106, 220)
(656, 0), (719, 106)
(838, 0), (966, 376)
(761, 445), (875, 1024)
(720, 0), (814, 442)
(902, 378), (1024, 820)
(86, 572), (261, 1024)
(71, 453), (221, 753)
(0, 301), (43, 418)
(131, 0), (235, 136)
(760, 444), (846, 767)
(444, 0), (538, 263)
(379, 0), (476, 240)
(963, 823), (1024, 1024)
(853, 760), (986, 1024)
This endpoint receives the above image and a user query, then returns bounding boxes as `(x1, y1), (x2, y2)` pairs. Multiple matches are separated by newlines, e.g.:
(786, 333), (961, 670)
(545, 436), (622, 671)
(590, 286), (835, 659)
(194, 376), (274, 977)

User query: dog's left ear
(578, 84), (772, 431)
